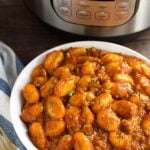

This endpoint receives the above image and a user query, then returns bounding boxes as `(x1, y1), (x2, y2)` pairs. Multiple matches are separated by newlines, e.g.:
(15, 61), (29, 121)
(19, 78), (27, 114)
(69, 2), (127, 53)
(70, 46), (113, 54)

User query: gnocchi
(69, 92), (94, 107)
(44, 51), (64, 72)
(111, 100), (137, 118)
(56, 135), (72, 150)
(69, 93), (85, 107)
(31, 65), (47, 79)
(21, 102), (43, 123)
(23, 83), (39, 104)
(113, 73), (134, 84)
(73, 132), (94, 150)
(45, 120), (65, 137)
(141, 114), (150, 130)
(68, 47), (86, 57)
(53, 66), (70, 78)
(109, 131), (132, 149)
(92, 92), (113, 113)
(40, 76), (58, 98)
(81, 61), (96, 75)
(54, 76), (78, 97)
(82, 107), (94, 125)
(21, 47), (150, 150)
(33, 76), (47, 87)
(105, 61), (121, 76)
(29, 122), (46, 149)
(46, 95), (65, 119)
(76, 75), (91, 92)
(97, 109), (120, 132)
(101, 53), (123, 64)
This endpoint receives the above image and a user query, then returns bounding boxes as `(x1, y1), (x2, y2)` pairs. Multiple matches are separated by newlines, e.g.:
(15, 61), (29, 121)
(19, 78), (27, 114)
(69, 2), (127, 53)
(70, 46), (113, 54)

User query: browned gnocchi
(21, 48), (150, 150)
(29, 122), (46, 149)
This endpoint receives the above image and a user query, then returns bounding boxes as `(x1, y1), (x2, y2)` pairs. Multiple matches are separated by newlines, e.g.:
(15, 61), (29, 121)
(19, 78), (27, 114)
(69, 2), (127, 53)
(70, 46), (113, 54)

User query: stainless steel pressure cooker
(25, 0), (150, 37)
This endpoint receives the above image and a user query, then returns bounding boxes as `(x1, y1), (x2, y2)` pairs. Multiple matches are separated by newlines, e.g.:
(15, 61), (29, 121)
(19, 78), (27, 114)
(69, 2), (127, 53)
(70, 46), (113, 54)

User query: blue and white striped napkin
(0, 41), (26, 150)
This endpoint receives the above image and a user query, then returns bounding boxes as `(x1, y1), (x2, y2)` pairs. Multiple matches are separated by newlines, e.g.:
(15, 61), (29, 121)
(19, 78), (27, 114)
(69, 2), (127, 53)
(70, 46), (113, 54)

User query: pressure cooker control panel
(53, 0), (137, 26)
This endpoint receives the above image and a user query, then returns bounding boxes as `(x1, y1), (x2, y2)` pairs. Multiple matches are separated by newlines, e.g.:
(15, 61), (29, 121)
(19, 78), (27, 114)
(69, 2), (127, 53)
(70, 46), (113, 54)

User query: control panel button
(116, 2), (130, 11)
(59, 0), (72, 7)
(59, 7), (72, 16)
(96, 12), (109, 20)
(77, 10), (91, 19)
(98, 5), (108, 9)
(78, 1), (90, 7)
(115, 11), (129, 20)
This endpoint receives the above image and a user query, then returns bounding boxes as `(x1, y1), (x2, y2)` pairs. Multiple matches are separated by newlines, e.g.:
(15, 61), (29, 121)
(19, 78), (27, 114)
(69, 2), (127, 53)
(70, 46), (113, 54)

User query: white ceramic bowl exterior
(10, 41), (150, 150)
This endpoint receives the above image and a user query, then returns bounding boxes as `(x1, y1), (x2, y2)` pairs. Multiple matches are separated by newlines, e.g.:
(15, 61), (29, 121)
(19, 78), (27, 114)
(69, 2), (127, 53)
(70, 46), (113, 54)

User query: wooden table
(0, 0), (150, 65)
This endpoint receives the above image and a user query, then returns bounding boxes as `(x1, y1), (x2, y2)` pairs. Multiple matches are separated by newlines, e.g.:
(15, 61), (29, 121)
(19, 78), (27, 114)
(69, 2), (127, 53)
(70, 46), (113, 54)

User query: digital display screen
(90, 0), (115, 1)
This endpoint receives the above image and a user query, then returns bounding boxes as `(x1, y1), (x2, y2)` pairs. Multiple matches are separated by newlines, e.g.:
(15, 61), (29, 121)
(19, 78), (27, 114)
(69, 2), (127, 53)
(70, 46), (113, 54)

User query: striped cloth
(0, 41), (26, 150)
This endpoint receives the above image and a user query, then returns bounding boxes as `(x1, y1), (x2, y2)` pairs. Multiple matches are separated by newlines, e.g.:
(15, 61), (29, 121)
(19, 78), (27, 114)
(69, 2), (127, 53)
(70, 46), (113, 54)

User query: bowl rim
(10, 41), (150, 150)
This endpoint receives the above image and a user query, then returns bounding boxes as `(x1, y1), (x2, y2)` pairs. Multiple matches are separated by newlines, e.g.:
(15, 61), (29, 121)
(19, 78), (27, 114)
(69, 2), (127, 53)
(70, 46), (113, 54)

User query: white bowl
(10, 41), (150, 150)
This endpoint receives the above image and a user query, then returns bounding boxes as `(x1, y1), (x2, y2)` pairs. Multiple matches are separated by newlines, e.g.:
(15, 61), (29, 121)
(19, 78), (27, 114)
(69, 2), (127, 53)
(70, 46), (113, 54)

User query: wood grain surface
(0, 0), (150, 65)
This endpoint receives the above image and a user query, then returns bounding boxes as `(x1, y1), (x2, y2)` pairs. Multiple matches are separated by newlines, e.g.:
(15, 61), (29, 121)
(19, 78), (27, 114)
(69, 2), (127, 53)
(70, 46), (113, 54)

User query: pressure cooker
(25, 0), (150, 37)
